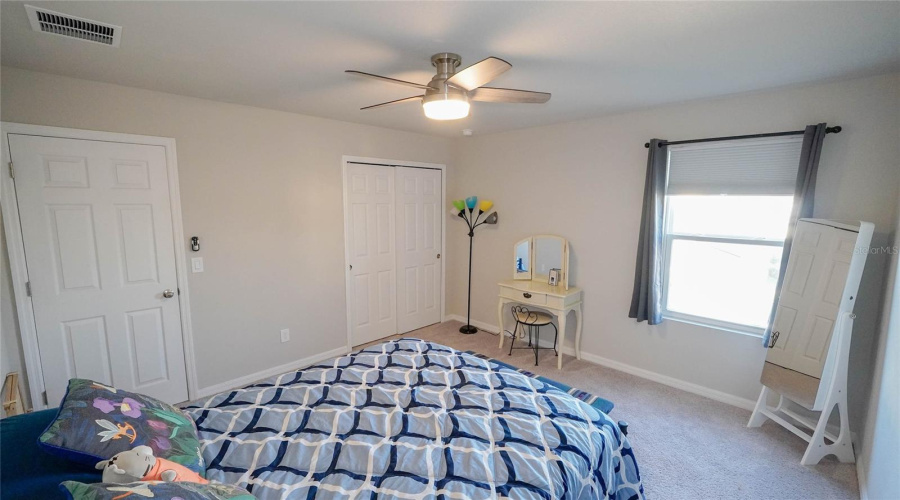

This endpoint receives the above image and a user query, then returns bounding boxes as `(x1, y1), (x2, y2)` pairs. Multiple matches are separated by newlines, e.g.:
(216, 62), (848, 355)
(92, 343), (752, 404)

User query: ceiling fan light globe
(423, 99), (470, 120)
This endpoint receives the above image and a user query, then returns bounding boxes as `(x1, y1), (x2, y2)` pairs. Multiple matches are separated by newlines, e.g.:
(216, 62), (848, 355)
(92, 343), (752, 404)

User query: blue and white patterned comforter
(183, 339), (643, 499)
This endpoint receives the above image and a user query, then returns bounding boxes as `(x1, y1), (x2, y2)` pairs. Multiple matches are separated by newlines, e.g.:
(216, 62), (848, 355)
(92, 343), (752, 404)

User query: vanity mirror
(512, 235), (569, 289)
(514, 238), (531, 280)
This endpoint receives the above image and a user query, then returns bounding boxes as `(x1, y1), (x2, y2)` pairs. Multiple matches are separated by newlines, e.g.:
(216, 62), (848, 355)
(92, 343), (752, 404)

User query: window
(661, 138), (802, 335)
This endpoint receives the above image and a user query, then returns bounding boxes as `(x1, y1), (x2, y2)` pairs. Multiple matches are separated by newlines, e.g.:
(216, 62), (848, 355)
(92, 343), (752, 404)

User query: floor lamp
(453, 196), (498, 334)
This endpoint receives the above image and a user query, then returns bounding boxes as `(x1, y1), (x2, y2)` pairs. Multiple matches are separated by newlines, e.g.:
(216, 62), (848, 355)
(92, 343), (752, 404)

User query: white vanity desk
(497, 235), (583, 369)
(497, 281), (583, 369)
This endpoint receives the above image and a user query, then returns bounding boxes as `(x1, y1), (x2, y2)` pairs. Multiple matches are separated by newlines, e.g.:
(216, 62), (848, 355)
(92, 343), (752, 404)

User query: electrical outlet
(280, 329), (290, 343)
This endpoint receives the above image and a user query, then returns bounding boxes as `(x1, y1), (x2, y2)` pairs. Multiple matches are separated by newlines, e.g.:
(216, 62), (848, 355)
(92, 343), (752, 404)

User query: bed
(183, 338), (643, 499)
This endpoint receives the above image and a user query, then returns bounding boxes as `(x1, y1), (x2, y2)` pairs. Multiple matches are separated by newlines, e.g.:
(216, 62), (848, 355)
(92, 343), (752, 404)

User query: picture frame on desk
(549, 268), (560, 286)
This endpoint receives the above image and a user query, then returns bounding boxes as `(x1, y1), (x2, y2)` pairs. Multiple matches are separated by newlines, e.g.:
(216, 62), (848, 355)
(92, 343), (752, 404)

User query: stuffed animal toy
(95, 445), (208, 484)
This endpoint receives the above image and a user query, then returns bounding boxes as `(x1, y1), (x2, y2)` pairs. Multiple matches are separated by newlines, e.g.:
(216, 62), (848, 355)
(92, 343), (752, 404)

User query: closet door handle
(523, 293), (532, 299)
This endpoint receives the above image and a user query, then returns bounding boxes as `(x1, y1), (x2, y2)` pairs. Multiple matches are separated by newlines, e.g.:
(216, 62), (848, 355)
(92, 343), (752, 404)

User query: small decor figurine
(549, 268), (561, 286)
(96, 445), (209, 484)
(452, 196), (498, 334)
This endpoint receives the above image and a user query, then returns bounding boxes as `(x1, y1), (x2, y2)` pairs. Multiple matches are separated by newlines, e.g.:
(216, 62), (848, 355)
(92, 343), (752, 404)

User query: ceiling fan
(346, 53), (550, 121)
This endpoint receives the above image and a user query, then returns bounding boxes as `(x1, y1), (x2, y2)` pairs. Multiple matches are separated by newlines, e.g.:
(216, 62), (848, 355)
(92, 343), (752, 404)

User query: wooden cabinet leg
(574, 304), (583, 360)
(556, 311), (567, 369)
(498, 299), (506, 349)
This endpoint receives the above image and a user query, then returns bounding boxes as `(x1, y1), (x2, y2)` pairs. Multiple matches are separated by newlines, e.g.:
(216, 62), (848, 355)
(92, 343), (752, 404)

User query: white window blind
(667, 137), (803, 195)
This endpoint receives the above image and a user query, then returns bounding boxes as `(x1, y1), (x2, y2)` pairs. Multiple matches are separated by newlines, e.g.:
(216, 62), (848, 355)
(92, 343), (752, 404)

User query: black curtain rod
(643, 126), (842, 148)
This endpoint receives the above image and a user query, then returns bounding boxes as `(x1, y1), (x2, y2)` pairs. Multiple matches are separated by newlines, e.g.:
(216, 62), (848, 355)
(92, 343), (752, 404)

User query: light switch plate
(280, 329), (290, 343)
(191, 257), (204, 273)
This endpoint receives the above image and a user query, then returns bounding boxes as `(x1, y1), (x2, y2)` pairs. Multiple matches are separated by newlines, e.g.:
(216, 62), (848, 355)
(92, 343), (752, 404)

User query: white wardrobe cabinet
(749, 218), (873, 466)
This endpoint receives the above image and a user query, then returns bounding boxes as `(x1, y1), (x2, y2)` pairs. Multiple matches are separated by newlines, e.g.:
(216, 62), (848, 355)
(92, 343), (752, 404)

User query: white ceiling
(2, 2), (899, 137)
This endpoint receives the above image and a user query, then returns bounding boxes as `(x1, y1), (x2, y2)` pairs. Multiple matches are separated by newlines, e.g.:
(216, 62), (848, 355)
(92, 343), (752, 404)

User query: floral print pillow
(39, 379), (204, 475)
(59, 480), (255, 500)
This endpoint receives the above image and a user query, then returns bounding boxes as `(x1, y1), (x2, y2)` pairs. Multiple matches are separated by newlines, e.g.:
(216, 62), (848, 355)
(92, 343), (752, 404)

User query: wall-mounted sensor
(191, 237), (200, 252)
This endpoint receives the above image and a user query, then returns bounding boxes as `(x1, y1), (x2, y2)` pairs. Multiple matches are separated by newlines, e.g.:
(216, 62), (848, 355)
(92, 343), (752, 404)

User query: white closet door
(768, 221), (857, 377)
(346, 164), (397, 346)
(9, 134), (188, 404)
(395, 167), (442, 334)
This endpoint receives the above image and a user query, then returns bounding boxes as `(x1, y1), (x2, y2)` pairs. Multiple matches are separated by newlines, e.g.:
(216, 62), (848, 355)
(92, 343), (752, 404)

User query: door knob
(162, 289), (175, 299)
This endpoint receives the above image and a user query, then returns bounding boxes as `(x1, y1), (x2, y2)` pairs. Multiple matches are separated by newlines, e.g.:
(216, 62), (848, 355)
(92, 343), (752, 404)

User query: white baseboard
(856, 452), (869, 500)
(194, 346), (348, 400)
(578, 350), (756, 410)
(445, 315), (755, 410)
(447, 314), (499, 334)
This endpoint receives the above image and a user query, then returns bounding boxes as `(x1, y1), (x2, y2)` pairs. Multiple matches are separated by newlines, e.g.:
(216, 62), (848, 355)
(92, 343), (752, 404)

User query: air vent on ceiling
(25, 5), (121, 47)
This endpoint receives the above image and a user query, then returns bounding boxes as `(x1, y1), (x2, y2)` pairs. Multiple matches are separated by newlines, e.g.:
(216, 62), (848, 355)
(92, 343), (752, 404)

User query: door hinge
(8, 162), (14, 179)
(25, 281), (31, 297)
(41, 391), (48, 406)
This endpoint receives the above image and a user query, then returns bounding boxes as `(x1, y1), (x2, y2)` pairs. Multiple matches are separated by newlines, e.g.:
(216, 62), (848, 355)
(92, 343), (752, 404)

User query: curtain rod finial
(827, 126), (842, 134)
(644, 142), (650, 148)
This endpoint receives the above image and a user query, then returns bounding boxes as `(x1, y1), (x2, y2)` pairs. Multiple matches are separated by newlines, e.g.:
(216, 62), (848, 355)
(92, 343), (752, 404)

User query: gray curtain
(762, 123), (827, 346)
(629, 139), (668, 324)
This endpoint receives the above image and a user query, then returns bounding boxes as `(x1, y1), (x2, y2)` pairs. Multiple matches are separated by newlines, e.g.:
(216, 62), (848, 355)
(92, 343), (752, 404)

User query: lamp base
(459, 325), (478, 335)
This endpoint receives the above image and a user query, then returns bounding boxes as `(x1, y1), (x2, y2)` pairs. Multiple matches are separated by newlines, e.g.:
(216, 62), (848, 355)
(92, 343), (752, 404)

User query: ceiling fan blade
(468, 87), (551, 103)
(446, 57), (512, 91)
(360, 95), (424, 110)
(346, 70), (435, 90)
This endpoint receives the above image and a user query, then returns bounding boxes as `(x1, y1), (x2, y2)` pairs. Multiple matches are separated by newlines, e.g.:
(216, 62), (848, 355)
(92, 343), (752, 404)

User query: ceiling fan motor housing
(425, 52), (468, 105)
(431, 52), (461, 76)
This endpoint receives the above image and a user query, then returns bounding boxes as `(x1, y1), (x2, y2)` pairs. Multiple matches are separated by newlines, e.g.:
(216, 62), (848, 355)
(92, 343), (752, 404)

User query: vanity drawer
(501, 287), (547, 306)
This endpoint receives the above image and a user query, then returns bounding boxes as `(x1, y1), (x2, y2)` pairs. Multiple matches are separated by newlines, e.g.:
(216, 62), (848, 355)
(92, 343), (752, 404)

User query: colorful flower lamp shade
(453, 196), (498, 334)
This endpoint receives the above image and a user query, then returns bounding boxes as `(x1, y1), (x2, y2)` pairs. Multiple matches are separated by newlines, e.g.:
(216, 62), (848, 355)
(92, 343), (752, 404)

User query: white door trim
(341, 156), (446, 352)
(0, 122), (199, 408)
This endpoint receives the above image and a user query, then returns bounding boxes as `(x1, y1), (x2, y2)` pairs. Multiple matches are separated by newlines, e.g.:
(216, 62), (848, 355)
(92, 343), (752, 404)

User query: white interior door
(395, 167), (442, 333)
(8, 134), (188, 405)
(767, 221), (857, 377)
(346, 163), (397, 346)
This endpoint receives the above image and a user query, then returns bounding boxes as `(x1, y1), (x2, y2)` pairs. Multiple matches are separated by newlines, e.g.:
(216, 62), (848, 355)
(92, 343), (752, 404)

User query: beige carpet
(374, 320), (859, 500)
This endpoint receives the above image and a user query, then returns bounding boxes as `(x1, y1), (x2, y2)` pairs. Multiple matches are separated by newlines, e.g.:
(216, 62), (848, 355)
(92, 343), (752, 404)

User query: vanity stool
(508, 305), (558, 366)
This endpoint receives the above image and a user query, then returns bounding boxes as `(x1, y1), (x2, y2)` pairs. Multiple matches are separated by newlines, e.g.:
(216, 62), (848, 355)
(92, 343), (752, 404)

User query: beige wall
(0, 66), (453, 394)
(860, 199), (900, 500)
(448, 73), (900, 436)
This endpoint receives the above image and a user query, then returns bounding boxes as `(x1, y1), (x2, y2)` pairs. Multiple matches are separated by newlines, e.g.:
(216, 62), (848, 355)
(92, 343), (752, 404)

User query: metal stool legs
(508, 305), (559, 366)
(509, 318), (521, 357)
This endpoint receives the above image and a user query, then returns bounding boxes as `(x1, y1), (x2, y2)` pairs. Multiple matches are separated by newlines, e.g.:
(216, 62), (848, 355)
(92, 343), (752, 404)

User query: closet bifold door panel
(395, 167), (442, 334)
(346, 163), (397, 346)
(345, 162), (443, 348)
